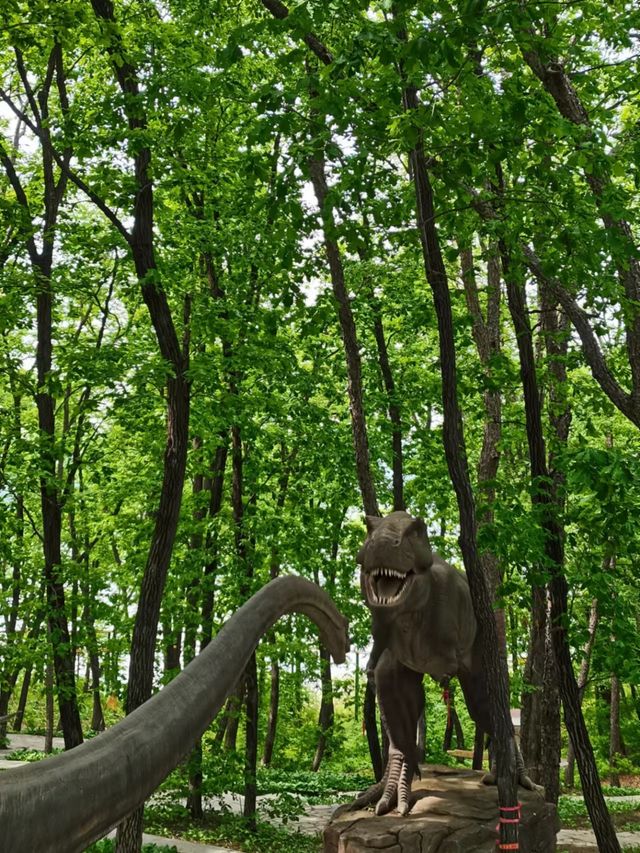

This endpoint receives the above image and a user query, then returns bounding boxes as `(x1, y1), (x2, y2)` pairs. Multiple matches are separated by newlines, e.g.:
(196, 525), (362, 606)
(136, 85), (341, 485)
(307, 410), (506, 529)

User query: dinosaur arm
(0, 576), (348, 853)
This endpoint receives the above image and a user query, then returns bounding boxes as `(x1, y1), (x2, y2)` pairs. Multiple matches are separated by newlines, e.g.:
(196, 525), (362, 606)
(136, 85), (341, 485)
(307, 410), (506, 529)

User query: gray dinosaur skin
(357, 511), (530, 816)
(0, 576), (349, 853)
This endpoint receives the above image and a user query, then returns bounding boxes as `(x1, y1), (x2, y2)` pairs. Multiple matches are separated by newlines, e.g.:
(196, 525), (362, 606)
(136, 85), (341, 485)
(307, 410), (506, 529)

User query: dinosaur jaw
(364, 567), (415, 608)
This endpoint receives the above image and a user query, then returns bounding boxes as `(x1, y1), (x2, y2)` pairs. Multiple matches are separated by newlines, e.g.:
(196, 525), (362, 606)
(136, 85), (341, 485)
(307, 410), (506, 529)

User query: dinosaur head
(357, 511), (433, 609)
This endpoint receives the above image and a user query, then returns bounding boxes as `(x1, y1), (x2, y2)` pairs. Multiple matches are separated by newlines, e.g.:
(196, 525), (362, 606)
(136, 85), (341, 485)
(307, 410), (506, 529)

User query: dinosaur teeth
(373, 567), (404, 579)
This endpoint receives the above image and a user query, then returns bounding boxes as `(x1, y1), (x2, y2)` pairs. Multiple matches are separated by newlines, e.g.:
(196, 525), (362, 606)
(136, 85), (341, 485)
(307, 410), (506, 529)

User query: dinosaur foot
(375, 748), (413, 816)
(332, 780), (385, 817)
(481, 765), (544, 794)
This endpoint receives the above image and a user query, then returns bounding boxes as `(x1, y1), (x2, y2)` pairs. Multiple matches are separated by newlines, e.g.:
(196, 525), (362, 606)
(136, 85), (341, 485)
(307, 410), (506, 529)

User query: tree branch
(260, 0), (333, 66)
(0, 89), (131, 244)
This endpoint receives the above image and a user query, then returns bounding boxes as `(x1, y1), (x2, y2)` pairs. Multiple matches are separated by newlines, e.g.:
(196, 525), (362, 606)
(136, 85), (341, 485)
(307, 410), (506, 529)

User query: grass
(144, 803), (322, 853)
(84, 842), (177, 853)
(4, 747), (63, 762)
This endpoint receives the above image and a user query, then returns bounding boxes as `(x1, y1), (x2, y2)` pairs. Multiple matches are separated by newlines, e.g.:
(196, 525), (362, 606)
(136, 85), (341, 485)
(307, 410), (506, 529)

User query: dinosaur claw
(375, 799), (391, 816)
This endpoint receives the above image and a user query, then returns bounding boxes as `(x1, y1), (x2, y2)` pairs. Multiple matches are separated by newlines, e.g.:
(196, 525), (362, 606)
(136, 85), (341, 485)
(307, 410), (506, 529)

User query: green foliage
(83, 842), (178, 853)
(1, 0), (640, 845)
(4, 747), (62, 762)
(144, 804), (320, 853)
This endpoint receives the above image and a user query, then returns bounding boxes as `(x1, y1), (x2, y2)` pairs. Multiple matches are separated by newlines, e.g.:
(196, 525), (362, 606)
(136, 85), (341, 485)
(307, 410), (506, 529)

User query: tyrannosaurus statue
(357, 510), (534, 816)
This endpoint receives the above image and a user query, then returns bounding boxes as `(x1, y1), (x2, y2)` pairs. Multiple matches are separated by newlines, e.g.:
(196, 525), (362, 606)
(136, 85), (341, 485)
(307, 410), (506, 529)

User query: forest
(0, 0), (639, 851)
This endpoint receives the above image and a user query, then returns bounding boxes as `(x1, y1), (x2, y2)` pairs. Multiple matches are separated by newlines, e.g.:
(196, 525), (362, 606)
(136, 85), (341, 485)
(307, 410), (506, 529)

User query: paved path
(558, 828), (640, 850)
(104, 830), (232, 852)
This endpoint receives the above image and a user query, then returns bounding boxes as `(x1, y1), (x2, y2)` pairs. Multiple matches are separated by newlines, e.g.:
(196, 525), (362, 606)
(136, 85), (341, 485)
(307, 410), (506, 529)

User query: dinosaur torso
(369, 555), (477, 681)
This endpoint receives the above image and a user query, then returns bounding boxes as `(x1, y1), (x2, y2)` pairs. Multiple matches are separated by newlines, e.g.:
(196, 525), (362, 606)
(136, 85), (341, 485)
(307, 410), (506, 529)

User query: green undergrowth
(559, 794), (640, 831)
(84, 842), (177, 853)
(144, 803), (321, 853)
(5, 747), (63, 762)
(254, 767), (371, 797)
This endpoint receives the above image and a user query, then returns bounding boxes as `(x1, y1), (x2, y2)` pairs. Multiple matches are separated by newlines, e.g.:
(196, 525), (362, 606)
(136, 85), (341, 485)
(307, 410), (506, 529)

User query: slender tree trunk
(162, 620), (182, 678)
(609, 675), (622, 787)
(261, 446), (293, 767)
(36, 258), (84, 751)
(312, 642), (334, 771)
(502, 246), (620, 850)
(262, 658), (280, 767)
(306, 102), (381, 780)
(508, 607), (520, 677)
(0, 41), (82, 752)
(0, 459), (24, 747)
(45, 624), (55, 754)
(184, 436), (207, 820)
(14, 664), (32, 732)
(520, 586), (547, 784)
(565, 597), (599, 787)
(188, 439), (228, 817)
(393, 11), (519, 844)
(361, 256), (404, 511)
(307, 157), (378, 518)
(88, 7), (193, 851)
(459, 244), (506, 661)
(244, 652), (259, 831)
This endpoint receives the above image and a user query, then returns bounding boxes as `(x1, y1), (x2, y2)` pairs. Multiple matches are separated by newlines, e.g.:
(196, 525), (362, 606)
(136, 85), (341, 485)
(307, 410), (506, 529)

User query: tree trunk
(394, 12), (519, 843)
(307, 157), (378, 518)
(363, 262), (404, 511)
(162, 620), (182, 679)
(503, 246), (620, 849)
(0, 42), (82, 753)
(261, 444), (293, 767)
(312, 643), (334, 771)
(89, 647), (105, 733)
(88, 7), (193, 851)
(262, 658), (280, 767)
(306, 107), (381, 778)
(520, 586), (547, 784)
(14, 664), (32, 732)
(221, 681), (245, 751)
(243, 652), (259, 830)
(36, 261), (84, 751)
(459, 244), (506, 654)
(609, 675), (622, 788)
(188, 439), (228, 817)
(565, 597), (599, 787)
(45, 625), (55, 754)
(184, 437), (207, 820)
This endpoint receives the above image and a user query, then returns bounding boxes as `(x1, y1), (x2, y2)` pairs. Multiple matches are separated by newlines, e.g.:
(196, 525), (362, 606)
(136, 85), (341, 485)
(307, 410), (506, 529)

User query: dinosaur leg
(374, 650), (423, 816)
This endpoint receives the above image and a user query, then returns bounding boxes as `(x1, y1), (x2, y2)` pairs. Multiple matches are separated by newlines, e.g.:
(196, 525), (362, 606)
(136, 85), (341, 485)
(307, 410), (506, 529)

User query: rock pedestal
(324, 765), (558, 853)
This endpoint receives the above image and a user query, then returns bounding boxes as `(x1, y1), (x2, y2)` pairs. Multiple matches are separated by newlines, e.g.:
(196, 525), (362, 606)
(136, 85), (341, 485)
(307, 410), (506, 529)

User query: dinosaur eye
(393, 538), (400, 546)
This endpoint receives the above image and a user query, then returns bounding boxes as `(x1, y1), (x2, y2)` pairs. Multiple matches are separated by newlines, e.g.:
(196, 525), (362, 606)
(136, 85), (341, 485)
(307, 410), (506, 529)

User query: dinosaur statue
(0, 576), (349, 853)
(356, 510), (534, 816)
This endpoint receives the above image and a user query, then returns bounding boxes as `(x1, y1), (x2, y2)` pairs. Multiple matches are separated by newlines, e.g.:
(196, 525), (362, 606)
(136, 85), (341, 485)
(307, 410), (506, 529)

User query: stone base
(324, 764), (558, 853)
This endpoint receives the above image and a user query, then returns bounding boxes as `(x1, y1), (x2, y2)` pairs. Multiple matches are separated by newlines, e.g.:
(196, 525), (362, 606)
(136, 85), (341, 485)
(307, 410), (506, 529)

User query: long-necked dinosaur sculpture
(356, 511), (535, 816)
(0, 576), (349, 853)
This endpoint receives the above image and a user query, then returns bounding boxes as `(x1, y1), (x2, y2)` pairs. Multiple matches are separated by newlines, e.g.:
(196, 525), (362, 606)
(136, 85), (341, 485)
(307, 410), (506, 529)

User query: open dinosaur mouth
(366, 567), (413, 606)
